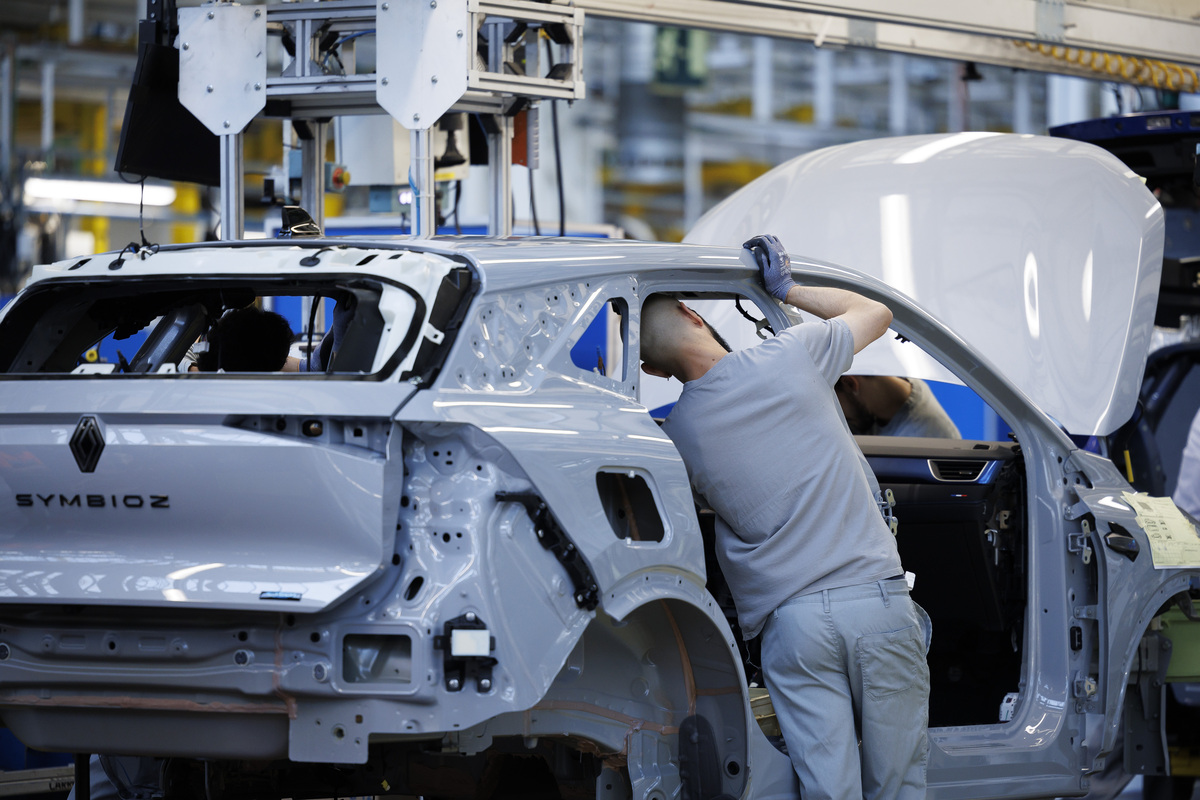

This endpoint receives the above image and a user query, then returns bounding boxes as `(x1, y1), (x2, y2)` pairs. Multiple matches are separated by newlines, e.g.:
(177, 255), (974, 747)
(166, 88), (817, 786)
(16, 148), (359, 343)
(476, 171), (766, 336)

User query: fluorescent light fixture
(24, 177), (177, 207)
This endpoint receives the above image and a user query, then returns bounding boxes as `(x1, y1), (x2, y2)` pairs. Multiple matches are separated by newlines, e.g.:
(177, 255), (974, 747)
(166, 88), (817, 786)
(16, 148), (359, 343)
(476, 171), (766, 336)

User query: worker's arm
(744, 234), (892, 354)
(781, 285), (892, 354)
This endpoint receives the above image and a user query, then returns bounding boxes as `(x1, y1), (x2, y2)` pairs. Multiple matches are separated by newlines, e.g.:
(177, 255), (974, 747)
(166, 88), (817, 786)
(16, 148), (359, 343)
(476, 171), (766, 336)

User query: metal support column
(752, 37), (773, 124)
(1047, 73), (1092, 128)
(488, 115), (513, 236)
(40, 60), (55, 164)
(947, 62), (964, 132)
(219, 133), (244, 240)
(1013, 70), (1033, 133)
(682, 130), (703, 231)
(68, 0), (85, 45)
(888, 53), (908, 134)
(1, 40), (14, 193)
(486, 20), (512, 237)
(410, 127), (435, 238)
(813, 46), (834, 129)
(299, 120), (326, 233)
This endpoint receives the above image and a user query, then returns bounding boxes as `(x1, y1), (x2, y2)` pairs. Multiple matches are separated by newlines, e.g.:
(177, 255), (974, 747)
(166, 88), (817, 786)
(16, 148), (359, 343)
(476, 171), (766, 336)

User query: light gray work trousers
(760, 577), (932, 800)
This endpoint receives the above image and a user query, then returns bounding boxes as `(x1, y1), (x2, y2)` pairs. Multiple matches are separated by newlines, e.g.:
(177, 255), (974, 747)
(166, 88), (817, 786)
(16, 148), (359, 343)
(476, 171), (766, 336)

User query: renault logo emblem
(70, 416), (105, 473)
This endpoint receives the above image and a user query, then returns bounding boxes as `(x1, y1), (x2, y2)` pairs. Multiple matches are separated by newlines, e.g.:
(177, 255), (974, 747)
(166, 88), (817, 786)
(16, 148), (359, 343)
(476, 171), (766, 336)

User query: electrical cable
(330, 30), (374, 49)
(453, 180), (463, 235)
(116, 170), (159, 250)
(544, 38), (565, 236)
(305, 296), (319, 371)
(321, 30), (374, 72)
(136, 179), (157, 251)
(551, 95), (564, 236)
(408, 166), (419, 236)
(529, 161), (540, 235)
(1014, 40), (1198, 92)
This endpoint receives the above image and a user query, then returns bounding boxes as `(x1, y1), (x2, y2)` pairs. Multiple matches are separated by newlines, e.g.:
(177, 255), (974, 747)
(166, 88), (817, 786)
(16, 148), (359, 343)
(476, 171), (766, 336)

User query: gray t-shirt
(662, 318), (904, 639)
(874, 378), (961, 438)
(1174, 408), (1200, 519)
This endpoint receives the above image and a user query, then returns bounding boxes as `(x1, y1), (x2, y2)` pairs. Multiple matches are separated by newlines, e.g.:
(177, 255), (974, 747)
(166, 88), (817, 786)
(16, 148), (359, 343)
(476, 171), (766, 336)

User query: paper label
(1122, 492), (1200, 568)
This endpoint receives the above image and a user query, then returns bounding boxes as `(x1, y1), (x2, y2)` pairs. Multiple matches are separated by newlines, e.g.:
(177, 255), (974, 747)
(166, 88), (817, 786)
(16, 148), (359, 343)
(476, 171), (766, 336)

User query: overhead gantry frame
(175, 0), (1200, 240)
(578, 0), (1200, 84)
(179, 0), (585, 239)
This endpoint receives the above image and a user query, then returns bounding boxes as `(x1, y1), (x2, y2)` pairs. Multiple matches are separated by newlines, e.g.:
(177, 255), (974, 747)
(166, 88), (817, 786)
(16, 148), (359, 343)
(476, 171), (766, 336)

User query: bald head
(640, 295), (731, 383)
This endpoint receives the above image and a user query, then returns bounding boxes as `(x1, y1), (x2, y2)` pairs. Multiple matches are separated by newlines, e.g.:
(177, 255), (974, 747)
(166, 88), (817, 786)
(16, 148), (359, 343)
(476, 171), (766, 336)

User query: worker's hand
(743, 234), (794, 301)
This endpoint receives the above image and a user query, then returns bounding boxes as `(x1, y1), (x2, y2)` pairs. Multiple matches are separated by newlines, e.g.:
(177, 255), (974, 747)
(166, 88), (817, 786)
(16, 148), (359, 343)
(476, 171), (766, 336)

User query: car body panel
(0, 136), (1195, 799)
(685, 132), (1164, 437)
(0, 408), (396, 611)
(0, 245), (464, 613)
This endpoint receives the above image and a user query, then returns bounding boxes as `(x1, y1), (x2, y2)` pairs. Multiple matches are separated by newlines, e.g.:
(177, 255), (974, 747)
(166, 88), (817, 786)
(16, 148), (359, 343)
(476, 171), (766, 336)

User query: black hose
(529, 162), (540, 235)
(453, 180), (463, 235)
(544, 38), (566, 237)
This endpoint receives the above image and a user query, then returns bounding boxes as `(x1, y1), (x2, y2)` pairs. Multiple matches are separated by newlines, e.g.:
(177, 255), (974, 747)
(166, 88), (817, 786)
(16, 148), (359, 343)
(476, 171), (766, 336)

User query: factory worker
(639, 234), (931, 800)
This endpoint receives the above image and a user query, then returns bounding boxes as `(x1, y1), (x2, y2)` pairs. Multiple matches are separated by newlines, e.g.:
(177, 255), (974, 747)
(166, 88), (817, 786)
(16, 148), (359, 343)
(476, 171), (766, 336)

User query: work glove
(743, 234), (794, 302)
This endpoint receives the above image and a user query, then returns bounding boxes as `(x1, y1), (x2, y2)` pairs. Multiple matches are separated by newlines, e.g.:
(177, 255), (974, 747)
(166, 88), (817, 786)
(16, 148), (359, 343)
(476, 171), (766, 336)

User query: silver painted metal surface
(410, 127), (436, 237)
(375, 0), (469, 131)
(0, 137), (1195, 798)
(177, 3), (266, 136)
(686, 132), (1164, 437)
(299, 122), (328, 235)
(219, 132), (244, 240)
(189, 0), (585, 245)
(573, 0), (1200, 75)
(239, 0), (585, 121)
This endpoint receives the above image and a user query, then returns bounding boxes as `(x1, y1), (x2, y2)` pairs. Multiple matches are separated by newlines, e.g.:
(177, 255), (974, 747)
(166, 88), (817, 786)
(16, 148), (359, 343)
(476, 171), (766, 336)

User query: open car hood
(686, 133), (1164, 437)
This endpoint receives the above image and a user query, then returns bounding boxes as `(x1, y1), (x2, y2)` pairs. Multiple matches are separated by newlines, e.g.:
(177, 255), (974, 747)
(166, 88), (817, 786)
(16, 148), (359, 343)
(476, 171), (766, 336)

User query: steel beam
(67, 0), (84, 45)
(488, 113), (513, 237)
(40, 59), (54, 159)
(888, 53), (907, 135)
(256, 0), (584, 123)
(299, 121), (326, 234)
(219, 133), (244, 241)
(486, 19), (512, 237)
(266, 0), (375, 25)
(573, 0), (1200, 75)
(1, 40), (14, 192)
(410, 127), (436, 237)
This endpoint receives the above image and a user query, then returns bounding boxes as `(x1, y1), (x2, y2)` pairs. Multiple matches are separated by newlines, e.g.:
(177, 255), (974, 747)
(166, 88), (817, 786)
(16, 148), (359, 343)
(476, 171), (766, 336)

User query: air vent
(928, 459), (986, 482)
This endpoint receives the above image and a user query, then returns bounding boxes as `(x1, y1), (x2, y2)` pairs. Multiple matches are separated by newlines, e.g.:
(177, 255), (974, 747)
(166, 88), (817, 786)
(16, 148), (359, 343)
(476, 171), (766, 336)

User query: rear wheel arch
(527, 576), (752, 800)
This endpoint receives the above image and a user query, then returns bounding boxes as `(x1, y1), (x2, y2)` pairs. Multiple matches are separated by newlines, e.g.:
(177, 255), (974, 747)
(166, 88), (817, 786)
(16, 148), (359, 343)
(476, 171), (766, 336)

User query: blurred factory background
(0, 0), (1196, 295)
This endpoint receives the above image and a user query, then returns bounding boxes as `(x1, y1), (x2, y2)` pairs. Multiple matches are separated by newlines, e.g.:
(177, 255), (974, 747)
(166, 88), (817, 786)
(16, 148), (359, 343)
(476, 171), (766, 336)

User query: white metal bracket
(178, 3), (267, 135)
(467, 0), (585, 101)
(1067, 519), (1094, 565)
(1035, 0), (1066, 44)
(377, 0), (471, 130)
(241, 0), (586, 122)
(422, 322), (446, 344)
